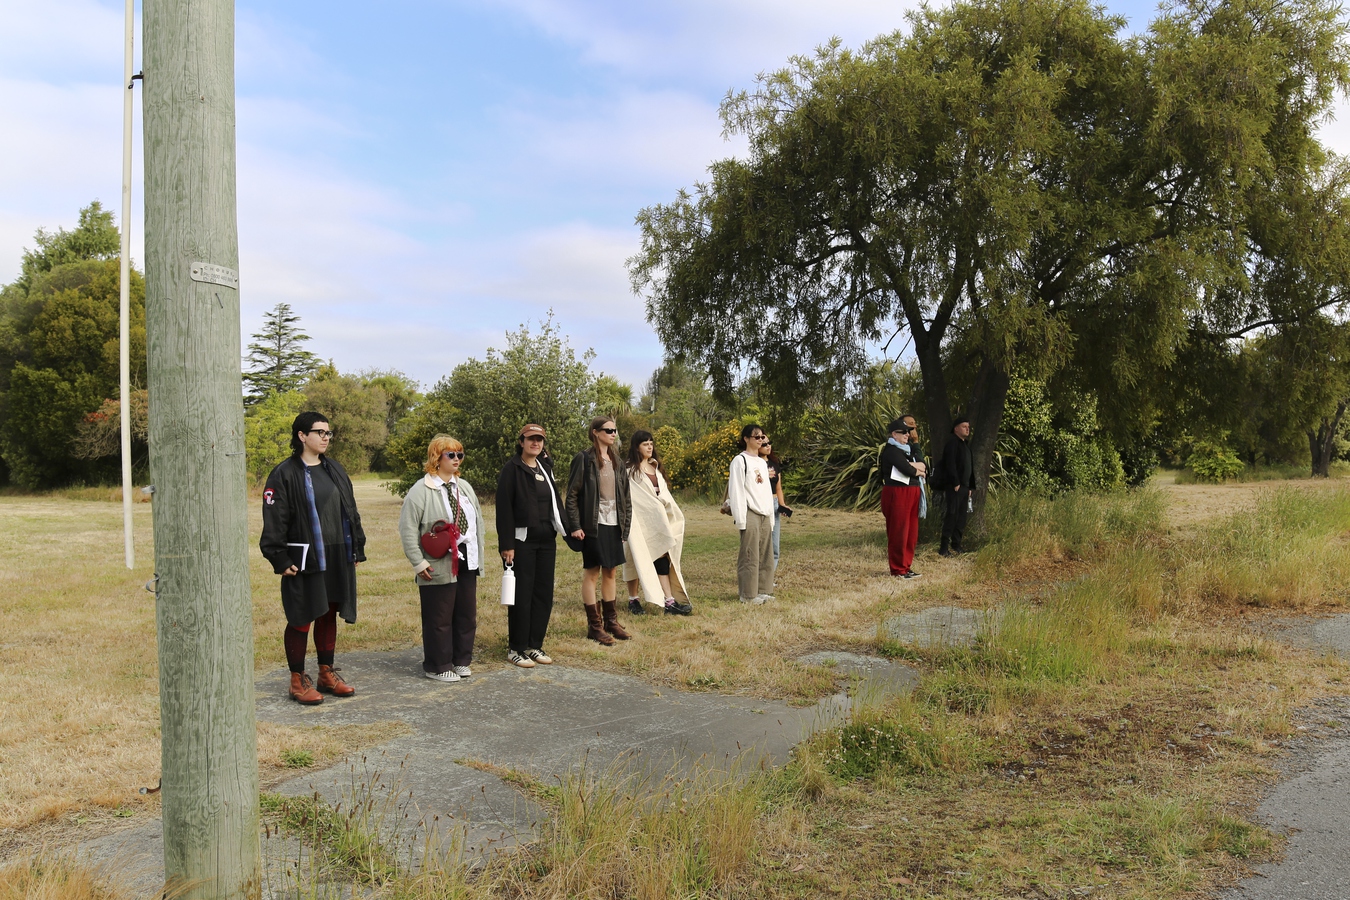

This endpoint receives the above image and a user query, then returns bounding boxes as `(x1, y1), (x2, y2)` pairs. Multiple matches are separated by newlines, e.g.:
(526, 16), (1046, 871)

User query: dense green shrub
(673, 420), (742, 497)
(1187, 440), (1245, 483)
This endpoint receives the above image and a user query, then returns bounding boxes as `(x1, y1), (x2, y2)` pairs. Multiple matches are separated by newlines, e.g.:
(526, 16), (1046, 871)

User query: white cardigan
(727, 451), (773, 530)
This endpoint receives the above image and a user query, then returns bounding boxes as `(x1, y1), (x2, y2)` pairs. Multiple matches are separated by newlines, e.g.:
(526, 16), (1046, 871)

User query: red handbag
(419, 520), (460, 576)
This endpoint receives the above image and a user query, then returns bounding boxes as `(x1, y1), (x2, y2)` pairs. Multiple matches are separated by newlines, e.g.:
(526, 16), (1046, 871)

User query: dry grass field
(3, 475), (1350, 898)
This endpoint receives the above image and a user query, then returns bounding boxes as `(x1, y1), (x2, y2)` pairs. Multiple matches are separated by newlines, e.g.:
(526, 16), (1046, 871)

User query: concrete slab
(76, 646), (891, 895)
(796, 650), (922, 702)
(883, 605), (992, 648)
(1221, 698), (1350, 900)
(1267, 612), (1350, 658)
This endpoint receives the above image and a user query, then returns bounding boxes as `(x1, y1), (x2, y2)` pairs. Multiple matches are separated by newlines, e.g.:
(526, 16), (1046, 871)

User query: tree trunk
(912, 330), (954, 460)
(1309, 400), (1347, 478)
(143, 0), (260, 895)
(966, 359), (1011, 512)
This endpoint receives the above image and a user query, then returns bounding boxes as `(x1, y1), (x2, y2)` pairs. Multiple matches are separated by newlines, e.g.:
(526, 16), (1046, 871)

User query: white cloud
(1318, 96), (1350, 159)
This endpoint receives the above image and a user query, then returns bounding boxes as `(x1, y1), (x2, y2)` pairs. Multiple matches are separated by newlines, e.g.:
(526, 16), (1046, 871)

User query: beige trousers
(737, 510), (776, 599)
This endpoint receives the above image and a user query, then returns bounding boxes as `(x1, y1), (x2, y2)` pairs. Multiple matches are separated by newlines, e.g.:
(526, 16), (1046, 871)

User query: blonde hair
(424, 434), (464, 474)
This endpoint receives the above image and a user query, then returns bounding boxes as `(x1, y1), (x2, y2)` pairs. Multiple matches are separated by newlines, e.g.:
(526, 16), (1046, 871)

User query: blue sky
(2, 0), (1347, 392)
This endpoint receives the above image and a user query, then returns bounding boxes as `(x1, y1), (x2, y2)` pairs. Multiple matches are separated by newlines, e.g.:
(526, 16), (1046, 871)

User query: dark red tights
(285, 605), (339, 673)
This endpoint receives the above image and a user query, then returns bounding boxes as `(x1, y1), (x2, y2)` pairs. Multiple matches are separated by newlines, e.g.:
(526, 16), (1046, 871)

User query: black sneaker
(627, 598), (646, 615)
(939, 548), (954, 558)
(903, 571), (922, 579)
(664, 599), (694, 616)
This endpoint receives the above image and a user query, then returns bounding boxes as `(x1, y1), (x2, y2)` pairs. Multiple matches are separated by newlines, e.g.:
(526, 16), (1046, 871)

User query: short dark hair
(739, 422), (764, 451)
(290, 411), (329, 455)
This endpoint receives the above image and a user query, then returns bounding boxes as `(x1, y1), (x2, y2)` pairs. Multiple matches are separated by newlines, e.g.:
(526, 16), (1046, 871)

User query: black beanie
(952, 416), (970, 431)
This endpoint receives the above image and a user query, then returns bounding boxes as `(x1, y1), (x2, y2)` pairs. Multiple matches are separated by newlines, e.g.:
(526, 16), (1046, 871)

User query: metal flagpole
(120, 0), (135, 569)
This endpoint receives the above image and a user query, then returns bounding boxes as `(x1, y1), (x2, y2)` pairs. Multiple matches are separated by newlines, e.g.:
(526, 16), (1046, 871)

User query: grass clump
(281, 747), (315, 768)
(0, 854), (134, 900)
(976, 487), (1164, 569)
(260, 775), (403, 887)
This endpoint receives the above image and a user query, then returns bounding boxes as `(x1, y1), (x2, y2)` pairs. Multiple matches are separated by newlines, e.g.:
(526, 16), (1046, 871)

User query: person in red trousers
(878, 418), (926, 578)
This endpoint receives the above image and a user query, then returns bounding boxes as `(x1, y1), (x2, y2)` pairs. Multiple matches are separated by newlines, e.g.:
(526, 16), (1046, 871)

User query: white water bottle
(499, 563), (516, 606)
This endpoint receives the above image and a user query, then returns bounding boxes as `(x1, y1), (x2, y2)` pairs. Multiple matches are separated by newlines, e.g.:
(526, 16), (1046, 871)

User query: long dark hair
(738, 422), (763, 451)
(290, 411), (329, 455)
(588, 416), (623, 471)
(626, 429), (668, 481)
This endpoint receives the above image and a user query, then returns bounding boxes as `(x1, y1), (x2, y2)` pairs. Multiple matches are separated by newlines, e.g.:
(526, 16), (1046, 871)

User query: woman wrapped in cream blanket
(623, 430), (692, 616)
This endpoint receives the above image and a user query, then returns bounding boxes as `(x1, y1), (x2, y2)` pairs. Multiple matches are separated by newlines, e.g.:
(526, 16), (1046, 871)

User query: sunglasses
(441, 451), (464, 460)
(600, 427), (618, 434)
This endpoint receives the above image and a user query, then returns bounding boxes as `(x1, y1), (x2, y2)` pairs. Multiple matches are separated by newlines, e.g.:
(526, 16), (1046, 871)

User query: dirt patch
(1159, 479), (1344, 531)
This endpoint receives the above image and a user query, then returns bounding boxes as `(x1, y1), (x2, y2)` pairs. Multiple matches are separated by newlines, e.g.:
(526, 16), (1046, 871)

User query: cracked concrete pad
(1267, 612), (1350, 658)
(796, 650), (921, 701)
(75, 648), (842, 895)
(1222, 699), (1350, 900)
(883, 605), (992, 648)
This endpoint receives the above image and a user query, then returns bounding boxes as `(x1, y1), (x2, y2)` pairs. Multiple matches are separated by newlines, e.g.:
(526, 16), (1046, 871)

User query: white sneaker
(452, 665), (472, 678)
(425, 669), (460, 683)
(740, 595), (765, 605)
(527, 649), (553, 665)
(507, 650), (536, 668)
(756, 593), (775, 603)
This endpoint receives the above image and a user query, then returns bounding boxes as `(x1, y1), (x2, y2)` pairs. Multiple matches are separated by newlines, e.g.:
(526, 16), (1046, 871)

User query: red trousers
(881, 485), (920, 575)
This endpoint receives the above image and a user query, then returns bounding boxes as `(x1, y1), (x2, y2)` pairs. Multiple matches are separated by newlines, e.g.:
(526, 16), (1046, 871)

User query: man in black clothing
(939, 417), (975, 556)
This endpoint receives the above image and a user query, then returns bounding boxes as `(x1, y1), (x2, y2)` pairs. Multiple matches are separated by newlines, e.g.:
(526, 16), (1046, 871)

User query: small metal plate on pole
(189, 261), (239, 289)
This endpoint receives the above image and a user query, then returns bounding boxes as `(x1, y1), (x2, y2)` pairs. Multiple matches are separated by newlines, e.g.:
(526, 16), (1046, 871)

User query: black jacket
(565, 448), (632, 540)
(259, 455), (367, 575)
(878, 443), (922, 487)
(939, 436), (976, 492)
(495, 453), (564, 551)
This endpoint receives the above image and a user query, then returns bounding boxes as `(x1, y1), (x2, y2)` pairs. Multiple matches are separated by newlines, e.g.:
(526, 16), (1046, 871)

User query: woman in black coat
(496, 424), (567, 667)
(564, 416), (633, 645)
(259, 411), (367, 704)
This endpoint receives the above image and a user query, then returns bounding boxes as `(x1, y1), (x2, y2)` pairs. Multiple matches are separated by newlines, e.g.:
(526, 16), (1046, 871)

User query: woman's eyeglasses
(307, 429), (335, 439)
(441, 451), (465, 460)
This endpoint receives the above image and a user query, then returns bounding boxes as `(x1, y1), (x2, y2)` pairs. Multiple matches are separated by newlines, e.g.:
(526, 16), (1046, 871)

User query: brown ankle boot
(289, 672), (323, 705)
(317, 664), (355, 697)
(585, 603), (614, 645)
(601, 600), (630, 640)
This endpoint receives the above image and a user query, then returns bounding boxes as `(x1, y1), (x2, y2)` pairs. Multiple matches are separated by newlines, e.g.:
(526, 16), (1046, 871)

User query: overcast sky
(2, 0), (1348, 392)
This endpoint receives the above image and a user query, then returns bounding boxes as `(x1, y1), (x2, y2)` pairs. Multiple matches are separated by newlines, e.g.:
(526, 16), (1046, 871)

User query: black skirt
(281, 543), (357, 627)
(581, 523), (624, 569)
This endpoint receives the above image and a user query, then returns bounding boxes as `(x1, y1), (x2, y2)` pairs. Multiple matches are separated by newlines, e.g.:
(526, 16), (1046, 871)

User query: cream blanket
(623, 467), (688, 605)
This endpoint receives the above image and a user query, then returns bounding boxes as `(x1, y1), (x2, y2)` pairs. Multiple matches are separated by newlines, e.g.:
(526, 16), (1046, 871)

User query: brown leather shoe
(601, 600), (630, 640)
(289, 672), (323, 705)
(317, 664), (355, 697)
(585, 603), (614, 645)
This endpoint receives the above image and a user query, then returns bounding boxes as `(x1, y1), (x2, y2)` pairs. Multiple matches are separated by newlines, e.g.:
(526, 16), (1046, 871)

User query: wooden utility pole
(142, 0), (260, 895)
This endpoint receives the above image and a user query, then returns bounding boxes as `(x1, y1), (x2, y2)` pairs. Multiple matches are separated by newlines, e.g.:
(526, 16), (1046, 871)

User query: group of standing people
(879, 415), (977, 578)
(259, 412), (696, 703)
(258, 410), (966, 706)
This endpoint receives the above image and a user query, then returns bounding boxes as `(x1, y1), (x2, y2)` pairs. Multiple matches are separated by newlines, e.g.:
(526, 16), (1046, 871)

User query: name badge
(535, 474), (545, 481)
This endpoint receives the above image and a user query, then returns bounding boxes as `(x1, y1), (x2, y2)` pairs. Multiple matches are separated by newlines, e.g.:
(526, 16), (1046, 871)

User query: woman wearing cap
(622, 429), (692, 616)
(879, 418), (926, 578)
(259, 411), (366, 704)
(495, 424), (567, 667)
(565, 417), (633, 644)
(398, 435), (486, 683)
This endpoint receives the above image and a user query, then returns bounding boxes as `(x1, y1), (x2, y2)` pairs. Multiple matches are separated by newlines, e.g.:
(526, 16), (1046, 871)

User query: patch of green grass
(976, 487), (1165, 569)
(280, 747), (315, 768)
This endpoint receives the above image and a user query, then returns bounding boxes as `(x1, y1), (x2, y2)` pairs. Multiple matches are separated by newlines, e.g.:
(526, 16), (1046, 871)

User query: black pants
(418, 569), (478, 673)
(508, 537), (555, 652)
(942, 487), (970, 550)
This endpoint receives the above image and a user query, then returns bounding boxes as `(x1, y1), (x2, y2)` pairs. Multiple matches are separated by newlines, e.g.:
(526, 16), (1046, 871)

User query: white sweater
(727, 452), (774, 529)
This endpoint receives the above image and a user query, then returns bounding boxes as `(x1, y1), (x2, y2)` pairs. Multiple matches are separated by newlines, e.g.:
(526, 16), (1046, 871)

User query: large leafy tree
(384, 316), (599, 493)
(243, 303), (319, 402)
(0, 203), (146, 487)
(631, 0), (1350, 495)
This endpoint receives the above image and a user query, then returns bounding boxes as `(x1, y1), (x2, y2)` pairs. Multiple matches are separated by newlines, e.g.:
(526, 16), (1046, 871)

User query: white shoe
(756, 593), (775, 603)
(507, 650), (536, 668)
(425, 669), (460, 683)
(452, 665), (472, 678)
(740, 596), (765, 605)
(527, 649), (553, 665)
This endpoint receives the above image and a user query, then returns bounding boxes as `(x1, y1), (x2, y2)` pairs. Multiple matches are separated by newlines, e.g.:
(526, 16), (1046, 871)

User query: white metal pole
(120, 0), (135, 569)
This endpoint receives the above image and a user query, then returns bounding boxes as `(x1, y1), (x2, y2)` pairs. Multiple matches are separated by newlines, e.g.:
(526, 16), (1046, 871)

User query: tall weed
(0, 854), (138, 900)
